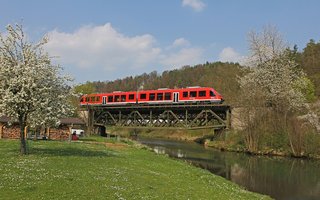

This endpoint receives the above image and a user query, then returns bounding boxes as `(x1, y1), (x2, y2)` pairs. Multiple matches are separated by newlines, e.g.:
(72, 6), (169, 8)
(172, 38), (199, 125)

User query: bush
(261, 131), (289, 152)
(305, 132), (320, 156)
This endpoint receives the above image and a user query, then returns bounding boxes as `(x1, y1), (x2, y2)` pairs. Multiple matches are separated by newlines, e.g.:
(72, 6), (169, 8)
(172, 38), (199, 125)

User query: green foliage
(74, 82), (96, 94)
(225, 130), (246, 147)
(214, 130), (246, 150)
(305, 132), (320, 156)
(293, 77), (316, 102)
(260, 131), (289, 152)
(70, 82), (97, 117)
(0, 139), (270, 199)
(296, 39), (320, 97)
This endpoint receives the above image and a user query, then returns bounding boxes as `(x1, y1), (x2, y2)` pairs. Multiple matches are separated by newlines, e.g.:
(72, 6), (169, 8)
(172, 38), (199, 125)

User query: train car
(80, 91), (137, 106)
(175, 87), (223, 104)
(80, 86), (223, 106)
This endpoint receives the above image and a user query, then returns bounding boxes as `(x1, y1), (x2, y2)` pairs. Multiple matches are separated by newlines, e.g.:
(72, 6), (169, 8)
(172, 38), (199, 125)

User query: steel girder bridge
(85, 104), (231, 133)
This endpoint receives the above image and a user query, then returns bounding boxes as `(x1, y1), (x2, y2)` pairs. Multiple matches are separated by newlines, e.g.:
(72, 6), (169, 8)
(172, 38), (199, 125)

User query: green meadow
(0, 138), (271, 199)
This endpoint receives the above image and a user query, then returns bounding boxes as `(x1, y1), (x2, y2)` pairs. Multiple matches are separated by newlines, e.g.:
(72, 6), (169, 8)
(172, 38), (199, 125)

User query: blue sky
(1, 0), (319, 83)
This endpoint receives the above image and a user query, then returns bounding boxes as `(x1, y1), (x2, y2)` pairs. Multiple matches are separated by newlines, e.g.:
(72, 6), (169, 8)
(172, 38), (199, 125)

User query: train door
(173, 92), (179, 103)
(102, 96), (107, 105)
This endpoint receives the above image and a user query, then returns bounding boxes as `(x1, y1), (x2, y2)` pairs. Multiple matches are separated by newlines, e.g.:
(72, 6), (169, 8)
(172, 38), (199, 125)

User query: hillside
(87, 62), (244, 105)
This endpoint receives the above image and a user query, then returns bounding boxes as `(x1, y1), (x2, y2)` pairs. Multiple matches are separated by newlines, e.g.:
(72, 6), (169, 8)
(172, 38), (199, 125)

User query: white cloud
(182, 0), (206, 12)
(44, 23), (206, 82)
(161, 48), (204, 69)
(45, 23), (161, 71)
(218, 47), (244, 63)
(171, 38), (190, 48)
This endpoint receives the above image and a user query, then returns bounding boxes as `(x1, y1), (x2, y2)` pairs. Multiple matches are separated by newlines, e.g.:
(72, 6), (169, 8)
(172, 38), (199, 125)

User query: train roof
(82, 86), (216, 96)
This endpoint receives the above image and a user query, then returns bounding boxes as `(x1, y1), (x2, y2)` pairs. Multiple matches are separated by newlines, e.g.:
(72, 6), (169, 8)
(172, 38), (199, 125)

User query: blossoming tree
(238, 25), (313, 153)
(0, 24), (73, 154)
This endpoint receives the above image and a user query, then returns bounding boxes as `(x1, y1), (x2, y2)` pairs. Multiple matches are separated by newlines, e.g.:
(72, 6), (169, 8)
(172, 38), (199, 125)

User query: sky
(1, 0), (319, 83)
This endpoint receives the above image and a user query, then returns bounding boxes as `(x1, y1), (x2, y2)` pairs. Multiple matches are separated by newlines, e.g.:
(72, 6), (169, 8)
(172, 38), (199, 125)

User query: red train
(80, 86), (224, 106)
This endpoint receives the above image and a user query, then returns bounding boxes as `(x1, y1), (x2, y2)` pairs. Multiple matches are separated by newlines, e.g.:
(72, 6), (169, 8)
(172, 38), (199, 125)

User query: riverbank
(109, 127), (210, 141)
(205, 131), (320, 160)
(0, 138), (271, 199)
(110, 127), (320, 159)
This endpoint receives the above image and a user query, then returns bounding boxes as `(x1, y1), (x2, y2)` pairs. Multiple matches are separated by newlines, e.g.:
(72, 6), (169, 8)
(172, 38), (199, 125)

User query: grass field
(0, 138), (271, 199)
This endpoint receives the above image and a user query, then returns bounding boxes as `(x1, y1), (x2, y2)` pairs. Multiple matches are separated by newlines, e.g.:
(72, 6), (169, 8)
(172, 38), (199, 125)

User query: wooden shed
(49, 118), (86, 140)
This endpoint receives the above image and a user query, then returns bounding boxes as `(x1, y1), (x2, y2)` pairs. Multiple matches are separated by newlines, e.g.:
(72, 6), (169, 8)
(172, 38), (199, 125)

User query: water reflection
(153, 146), (166, 154)
(138, 137), (320, 200)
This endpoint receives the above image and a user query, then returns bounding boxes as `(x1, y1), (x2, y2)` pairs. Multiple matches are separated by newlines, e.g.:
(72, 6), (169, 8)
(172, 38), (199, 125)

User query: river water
(136, 137), (320, 200)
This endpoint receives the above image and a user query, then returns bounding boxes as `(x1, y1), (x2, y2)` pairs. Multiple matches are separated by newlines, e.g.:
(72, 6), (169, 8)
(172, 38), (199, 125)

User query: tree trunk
(19, 114), (27, 155)
(285, 111), (298, 156)
(68, 125), (72, 142)
(46, 127), (50, 140)
(0, 123), (3, 139)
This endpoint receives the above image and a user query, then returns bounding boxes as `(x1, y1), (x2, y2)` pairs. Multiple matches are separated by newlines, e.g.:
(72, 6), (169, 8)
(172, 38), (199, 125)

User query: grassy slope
(0, 139), (271, 200)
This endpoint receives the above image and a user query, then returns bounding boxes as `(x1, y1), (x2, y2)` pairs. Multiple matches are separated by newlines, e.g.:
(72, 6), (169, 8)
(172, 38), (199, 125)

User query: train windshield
(210, 91), (215, 97)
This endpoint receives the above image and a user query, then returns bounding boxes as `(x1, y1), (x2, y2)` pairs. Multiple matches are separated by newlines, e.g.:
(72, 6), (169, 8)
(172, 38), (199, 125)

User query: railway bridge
(84, 104), (231, 134)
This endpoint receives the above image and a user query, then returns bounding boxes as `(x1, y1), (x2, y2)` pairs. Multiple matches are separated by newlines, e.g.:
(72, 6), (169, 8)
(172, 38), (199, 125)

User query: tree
(246, 25), (285, 68)
(74, 82), (96, 95)
(0, 24), (73, 154)
(240, 26), (309, 109)
(298, 39), (320, 96)
(238, 25), (313, 154)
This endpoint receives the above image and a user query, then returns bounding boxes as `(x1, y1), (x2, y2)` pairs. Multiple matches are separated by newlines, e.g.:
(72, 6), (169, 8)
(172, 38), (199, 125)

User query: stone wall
(231, 108), (245, 130)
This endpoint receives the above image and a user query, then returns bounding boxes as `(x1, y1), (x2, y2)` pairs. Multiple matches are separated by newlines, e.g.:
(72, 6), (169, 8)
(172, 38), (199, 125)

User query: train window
(210, 91), (215, 97)
(96, 96), (100, 102)
(91, 96), (95, 102)
(115, 95), (120, 102)
(80, 97), (84, 102)
(165, 92), (171, 100)
(86, 97), (89, 102)
(190, 91), (197, 97)
(121, 95), (126, 102)
(183, 92), (188, 98)
(140, 93), (146, 99)
(129, 94), (135, 100)
(157, 93), (163, 100)
(199, 91), (206, 97)
(108, 96), (113, 102)
(149, 93), (155, 101)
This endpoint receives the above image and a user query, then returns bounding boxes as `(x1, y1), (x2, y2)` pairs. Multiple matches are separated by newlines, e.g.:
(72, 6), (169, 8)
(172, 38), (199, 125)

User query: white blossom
(239, 26), (308, 112)
(0, 24), (73, 153)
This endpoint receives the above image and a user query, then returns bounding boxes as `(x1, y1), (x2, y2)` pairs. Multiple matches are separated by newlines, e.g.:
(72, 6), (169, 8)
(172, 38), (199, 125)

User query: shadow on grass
(78, 138), (97, 142)
(28, 146), (116, 157)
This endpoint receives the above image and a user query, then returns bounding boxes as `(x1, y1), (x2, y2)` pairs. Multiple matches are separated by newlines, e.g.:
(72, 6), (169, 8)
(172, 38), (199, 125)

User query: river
(136, 137), (320, 200)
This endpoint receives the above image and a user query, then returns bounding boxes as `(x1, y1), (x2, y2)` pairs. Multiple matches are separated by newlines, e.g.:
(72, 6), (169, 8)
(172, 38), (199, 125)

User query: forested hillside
(80, 62), (244, 105)
(76, 39), (320, 105)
